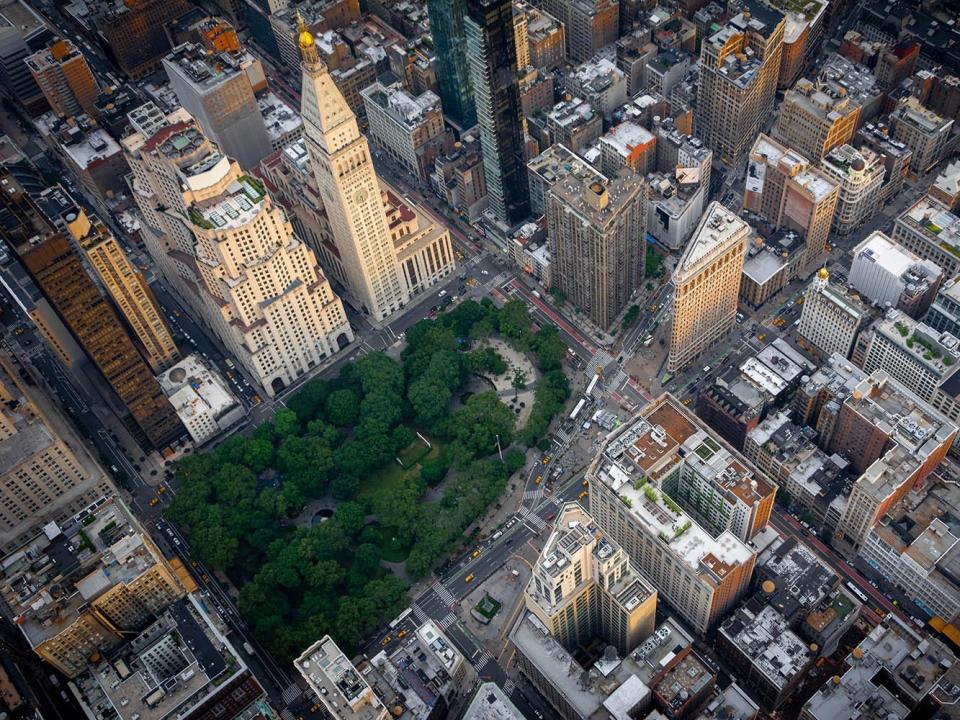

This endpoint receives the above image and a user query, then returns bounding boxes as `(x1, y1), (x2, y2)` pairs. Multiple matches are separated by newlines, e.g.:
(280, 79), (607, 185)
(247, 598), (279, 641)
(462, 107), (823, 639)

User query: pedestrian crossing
(474, 649), (495, 671)
(554, 426), (571, 444)
(586, 350), (614, 378)
(610, 367), (628, 389)
(503, 679), (517, 696)
(431, 580), (456, 607)
(523, 488), (541, 503)
(411, 602), (429, 624)
(521, 508), (547, 531)
(281, 683), (304, 705)
(439, 612), (457, 630)
(281, 709), (295, 720)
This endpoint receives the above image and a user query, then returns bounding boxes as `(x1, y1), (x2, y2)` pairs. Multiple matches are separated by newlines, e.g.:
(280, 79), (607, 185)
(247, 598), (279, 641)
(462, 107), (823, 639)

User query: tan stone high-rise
(744, 134), (839, 269)
(696, 0), (785, 166)
(0, 354), (113, 555)
(25, 38), (99, 119)
(524, 503), (657, 655)
(66, 213), (179, 373)
(774, 77), (862, 162)
(547, 169), (646, 330)
(668, 202), (748, 373)
(123, 108), (354, 397)
(298, 19), (410, 322)
(0, 497), (187, 677)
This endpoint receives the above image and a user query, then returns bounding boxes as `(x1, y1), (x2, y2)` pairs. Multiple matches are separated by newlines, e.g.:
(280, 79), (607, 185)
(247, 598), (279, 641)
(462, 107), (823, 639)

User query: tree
(352, 543), (382, 580)
(326, 388), (360, 427)
(447, 391), (516, 457)
(421, 456), (449, 486)
(190, 524), (240, 569)
(533, 326), (567, 371)
(334, 502), (366, 537)
(549, 286), (566, 304)
(409, 378), (452, 429)
(287, 379), (329, 422)
(352, 352), (405, 397)
(511, 366), (528, 399)
(273, 409), (300, 437)
(504, 449), (526, 474)
(498, 300), (532, 348)
(467, 346), (507, 375)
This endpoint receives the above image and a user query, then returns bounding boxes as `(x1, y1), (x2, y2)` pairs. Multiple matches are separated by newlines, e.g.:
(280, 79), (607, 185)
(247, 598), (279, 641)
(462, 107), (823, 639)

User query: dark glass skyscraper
(464, 0), (530, 225)
(426, 0), (476, 129)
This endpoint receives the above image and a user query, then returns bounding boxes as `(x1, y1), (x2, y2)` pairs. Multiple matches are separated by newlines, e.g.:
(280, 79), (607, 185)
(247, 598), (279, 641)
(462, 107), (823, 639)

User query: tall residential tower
(426, 0), (476, 128)
(465, 0), (530, 225)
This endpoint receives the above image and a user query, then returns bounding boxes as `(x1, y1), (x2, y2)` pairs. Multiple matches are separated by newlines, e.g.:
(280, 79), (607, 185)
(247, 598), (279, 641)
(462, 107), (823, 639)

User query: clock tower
(297, 15), (410, 321)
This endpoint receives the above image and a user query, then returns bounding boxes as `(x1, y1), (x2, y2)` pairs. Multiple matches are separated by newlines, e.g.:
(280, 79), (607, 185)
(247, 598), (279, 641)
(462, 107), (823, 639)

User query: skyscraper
(547, 169), (646, 330)
(298, 18), (411, 321)
(695, 0), (784, 166)
(426, 0), (476, 128)
(668, 202), (749, 373)
(465, 0), (530, 225)
(93, 0), (192, 78)
(65, 212), (180, 373)
(0, 172), (183, 450)
(25, 38), (99, 119)
(123, 108), (354, 396)
(163, 42), (273, 172)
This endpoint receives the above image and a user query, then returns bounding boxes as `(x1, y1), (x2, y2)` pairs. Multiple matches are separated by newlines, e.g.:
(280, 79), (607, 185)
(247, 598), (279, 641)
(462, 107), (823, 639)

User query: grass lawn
(397, 436), (432, 468)
(475, 594), (502, 620)
(356, 437), (441, 505)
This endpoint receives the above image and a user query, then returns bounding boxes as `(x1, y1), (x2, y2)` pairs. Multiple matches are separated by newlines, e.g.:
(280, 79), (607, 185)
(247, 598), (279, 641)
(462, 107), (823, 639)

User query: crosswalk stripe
(504, 679), (517, 696)
(431, 580), (456, 606)
(474, 650), (494, 670)
(411, 603), (429, 624)
(439, 612), (456, 630)
(281, 683), (303, 704)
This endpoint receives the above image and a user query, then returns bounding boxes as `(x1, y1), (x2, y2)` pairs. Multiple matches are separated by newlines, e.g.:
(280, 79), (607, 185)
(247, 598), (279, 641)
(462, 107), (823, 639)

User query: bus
(585, 373), (600, 397)
(570, 398), (587, 420)
(845, 581), (869, 604)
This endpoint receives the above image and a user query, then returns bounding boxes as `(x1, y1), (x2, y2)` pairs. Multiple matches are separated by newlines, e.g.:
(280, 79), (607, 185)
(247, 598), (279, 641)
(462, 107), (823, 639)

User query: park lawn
(365, 522), (414, 562)
(397, 436), (432, 468)
(356, 439), (441, 504)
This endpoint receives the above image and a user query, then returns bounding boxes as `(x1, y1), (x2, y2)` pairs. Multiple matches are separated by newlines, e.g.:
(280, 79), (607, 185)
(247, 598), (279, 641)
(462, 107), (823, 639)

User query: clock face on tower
(355, 189), (367, 203)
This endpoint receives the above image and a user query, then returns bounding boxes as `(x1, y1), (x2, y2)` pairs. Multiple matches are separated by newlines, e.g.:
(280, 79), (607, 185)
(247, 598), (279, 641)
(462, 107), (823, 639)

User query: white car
(439, 290), (447, 297)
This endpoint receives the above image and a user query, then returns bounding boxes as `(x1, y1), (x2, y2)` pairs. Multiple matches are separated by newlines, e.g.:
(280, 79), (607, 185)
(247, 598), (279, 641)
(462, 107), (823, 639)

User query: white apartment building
(796, 269), (866, 359)
(361, 81), (445, 182)
(820, 144), (884, 236)
(588, 395), (757, 634)
(848, 231), (942, 311)
(157, 354), (245, 445)
(123, 109), (354, 397)
(862, 309), (960, 403)
(891, 96), (953, 174)
(892, 196), (960, 277)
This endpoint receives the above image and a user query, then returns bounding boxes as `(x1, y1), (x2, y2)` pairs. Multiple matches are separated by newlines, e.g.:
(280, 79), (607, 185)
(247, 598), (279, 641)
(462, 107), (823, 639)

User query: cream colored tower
(123, 110), (354, 397)
(297, 17), (410, 322)
(66, 212), (179, 372)
(668, 202), (748, 373)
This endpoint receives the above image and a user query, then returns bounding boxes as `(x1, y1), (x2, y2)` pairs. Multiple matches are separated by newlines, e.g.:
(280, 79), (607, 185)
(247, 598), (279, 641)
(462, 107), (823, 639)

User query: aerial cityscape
(3, 0), (960, 718)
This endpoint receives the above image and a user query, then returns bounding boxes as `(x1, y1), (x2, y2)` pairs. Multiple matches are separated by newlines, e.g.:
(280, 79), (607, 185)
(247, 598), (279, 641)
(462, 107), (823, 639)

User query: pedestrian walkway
(474, 649), (495, 672)
(586, 350), (614, 377)
(521, 508), (546, 531)
(503, 679), (517, 696)
(412, 602), (429, 624)
(431, 580), (456, 607)
(439, 612), (457, 630)
(281, 683), (304, 705)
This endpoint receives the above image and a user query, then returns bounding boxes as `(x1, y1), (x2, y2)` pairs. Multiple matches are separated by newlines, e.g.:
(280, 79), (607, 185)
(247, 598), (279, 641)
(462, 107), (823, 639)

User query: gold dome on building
(817, 267), (829, 280)
(297, 11), (314, 48)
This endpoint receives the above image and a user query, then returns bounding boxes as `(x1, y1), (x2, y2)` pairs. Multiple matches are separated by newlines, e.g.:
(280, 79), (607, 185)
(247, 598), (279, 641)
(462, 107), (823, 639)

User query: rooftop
(361, 81), (440, 130)
(462, 683), (524, 720)
(872, 308), (960, 378)
(189, 175), (266, 232)
(857, 121), (911, 159)
(651, 647), (716, 712)
(601, 122), (655, 158)
(569, 57), (624, 95)
(296, 636), (387, 720)
(60, 127), (121, 170)
(750, 134), (838, 202)
(821, 144), (882, 180)
(162, 43), (254, 91)
(899, 195), (960, 258)
(851, 231), (924, 281)
(758, 536), (838, 616)
(159, 354), (240, 423)
(933, 160), (960, 199)
(0, 0), (45, 39)
(592, 396), (756, 580)
(677, 201), (749, 273)
(784, 76), (859, 121)
(893, 96), (952, 135)
(0, 496), (158, 648)
(547, 166), (644, 227)
(510, 613), (693, 719)
(545, 97), (598, 129)
(257, 91), (302, 141)
(70, 596), (242, 720)
(720, 604), (810, 690)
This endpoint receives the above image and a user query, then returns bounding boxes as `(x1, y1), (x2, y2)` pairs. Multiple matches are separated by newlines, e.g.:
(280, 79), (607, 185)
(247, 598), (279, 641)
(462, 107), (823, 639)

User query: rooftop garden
(239, 175), (265, 202)
(927, 221), (943, 234)
(188, 206), (214, 230)
(906, 331), (942, 360)
(895, 321), (910, 337)
(941, 241), (960, 259)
